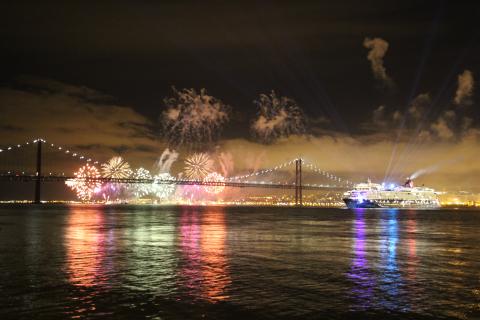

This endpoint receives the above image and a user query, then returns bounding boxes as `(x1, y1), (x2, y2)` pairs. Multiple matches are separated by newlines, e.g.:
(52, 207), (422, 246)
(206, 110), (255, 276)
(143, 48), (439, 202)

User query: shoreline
(0, 202), (479, 210)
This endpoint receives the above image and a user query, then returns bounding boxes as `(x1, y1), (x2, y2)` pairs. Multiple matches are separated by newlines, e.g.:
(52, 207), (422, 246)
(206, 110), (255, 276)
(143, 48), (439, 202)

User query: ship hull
(343, 198), (440, 209)
(343, 198), (381, 209)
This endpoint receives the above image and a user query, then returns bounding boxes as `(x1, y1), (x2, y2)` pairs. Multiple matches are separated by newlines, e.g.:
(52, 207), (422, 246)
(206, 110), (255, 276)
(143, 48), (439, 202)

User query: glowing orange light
(65, 208), (106, 287)
(200, 208), (230, 302)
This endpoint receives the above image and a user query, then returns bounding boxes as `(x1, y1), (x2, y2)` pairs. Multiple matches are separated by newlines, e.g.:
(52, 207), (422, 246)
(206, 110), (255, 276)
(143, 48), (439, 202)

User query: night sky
(0, 0), (479, 193)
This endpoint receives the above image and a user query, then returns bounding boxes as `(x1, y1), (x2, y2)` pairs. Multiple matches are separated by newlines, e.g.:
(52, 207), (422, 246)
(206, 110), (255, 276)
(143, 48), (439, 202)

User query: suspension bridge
(0, 139), (355, 205)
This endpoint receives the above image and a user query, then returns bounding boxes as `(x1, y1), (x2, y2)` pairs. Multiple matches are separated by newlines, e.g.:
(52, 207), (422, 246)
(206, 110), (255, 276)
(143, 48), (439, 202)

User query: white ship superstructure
(343, 179), (440, 209)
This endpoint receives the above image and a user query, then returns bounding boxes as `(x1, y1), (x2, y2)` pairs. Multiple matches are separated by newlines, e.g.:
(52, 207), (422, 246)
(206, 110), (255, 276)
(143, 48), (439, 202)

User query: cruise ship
(343, 179), (440, 209)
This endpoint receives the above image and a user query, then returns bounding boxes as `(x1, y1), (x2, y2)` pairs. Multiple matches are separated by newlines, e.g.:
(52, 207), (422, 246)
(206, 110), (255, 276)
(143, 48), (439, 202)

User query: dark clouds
(0, 1), (479, 191)
(365, 69), (477, 143)
(1, 1), (479, 133)
(0, 77), (479, 192)
(0, 77), (162, 167)
(0, 2), (449, 54)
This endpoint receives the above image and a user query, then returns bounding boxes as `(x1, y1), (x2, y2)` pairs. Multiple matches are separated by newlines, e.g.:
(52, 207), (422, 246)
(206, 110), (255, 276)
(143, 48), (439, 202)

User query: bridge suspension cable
(226, 158), (297, 182)
(226, 157), (356, 187)
(301, 159), (355, 186)
(0, 138), (101, 165)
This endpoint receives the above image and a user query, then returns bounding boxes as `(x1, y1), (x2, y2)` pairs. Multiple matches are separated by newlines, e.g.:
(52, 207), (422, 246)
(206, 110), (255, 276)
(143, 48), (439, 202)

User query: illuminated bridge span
(0, 175), (345, 190)
(0, 139), (355, 205)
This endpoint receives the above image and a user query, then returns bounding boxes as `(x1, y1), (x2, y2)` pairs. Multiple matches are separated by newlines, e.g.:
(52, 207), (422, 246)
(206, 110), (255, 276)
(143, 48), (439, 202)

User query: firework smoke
(251, 91), (306, 144)
(430, 110), (455, 140)
(363, 37), (394, 88)
(162, 87), (230, 149)
(370, 93), (431, 133)
(372, 105), (387, 128)
(407, 93), (431, 121)
(184, 153), (213, 180)
(244, 150), (267, 172)
(454, 70), (474, 106)
(101, 156), (132, 178)
(156, 148), (179, 174)
(218, 152), (234, 177)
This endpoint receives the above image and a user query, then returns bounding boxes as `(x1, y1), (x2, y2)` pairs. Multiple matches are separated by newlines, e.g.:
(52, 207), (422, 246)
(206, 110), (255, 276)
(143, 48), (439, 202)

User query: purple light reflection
(378, 210), (403, 311)
(178, 207), (230, 302)
(347, 211), (376, 311)
(178, 207), (203, 297)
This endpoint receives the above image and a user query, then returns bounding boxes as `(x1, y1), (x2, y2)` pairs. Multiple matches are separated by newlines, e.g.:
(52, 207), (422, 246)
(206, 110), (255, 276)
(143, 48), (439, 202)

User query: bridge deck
(0, 174), (348, 191)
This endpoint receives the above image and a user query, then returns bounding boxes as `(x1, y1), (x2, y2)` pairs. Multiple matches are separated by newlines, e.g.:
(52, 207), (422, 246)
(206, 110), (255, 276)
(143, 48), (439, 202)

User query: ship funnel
(404, 178), (413, 188)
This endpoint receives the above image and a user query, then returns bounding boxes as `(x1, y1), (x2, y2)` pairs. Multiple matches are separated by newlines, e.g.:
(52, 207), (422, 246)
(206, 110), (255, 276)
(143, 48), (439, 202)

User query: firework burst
(162, 87), (230, 149)
(251, 91), (306, 144)
(131, 167), (153, 198)
(203, 172), (225, 194)
(152, 173), (176, 199)
(101, 156), (132, 178)
(184, 153), (213, 180)
(66, 164), (102, 201)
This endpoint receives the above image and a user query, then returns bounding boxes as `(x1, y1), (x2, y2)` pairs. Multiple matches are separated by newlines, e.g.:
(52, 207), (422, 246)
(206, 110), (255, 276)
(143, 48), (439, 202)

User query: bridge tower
(295, 158), (302, 206)
(34, 139), (43, 204)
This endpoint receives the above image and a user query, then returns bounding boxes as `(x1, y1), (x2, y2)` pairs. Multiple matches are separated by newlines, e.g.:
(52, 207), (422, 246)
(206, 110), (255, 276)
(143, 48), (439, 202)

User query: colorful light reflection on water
(2, 207), (478, 319)
(179, 207), (230, 302)
(200, 208), (230, 301)
(65, 207), (108, 288)
(379, 209), (401, 309)
(348, 209), (376, 310)
(179, 207), (202, 297)
(348, 209), (421, 312)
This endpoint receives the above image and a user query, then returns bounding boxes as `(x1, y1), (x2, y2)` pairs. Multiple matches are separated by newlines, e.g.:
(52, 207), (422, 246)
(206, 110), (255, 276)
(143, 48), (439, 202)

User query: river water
(0, 205), (479, 319)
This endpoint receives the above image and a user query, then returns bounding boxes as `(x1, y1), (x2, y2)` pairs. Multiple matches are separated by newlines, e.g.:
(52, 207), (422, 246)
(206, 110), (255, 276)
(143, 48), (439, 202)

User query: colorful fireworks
(131, 167), (152, 198)
(251, 90), (305, 144)
(184, 153), (214, 180)
(65, 164), (102, 201)
(162, 87), (230, 149)
(101, 156), (132, 178)
(203, 172), (225, 194)
(152, 173), (176, 199)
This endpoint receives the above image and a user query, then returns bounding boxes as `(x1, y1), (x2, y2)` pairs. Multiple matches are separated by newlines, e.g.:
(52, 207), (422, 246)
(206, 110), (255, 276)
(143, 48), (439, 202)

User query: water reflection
(405, 212), (418, 282)
(64, 207), (107, 288)
(25, 213), (43, 285)
(122, 211), (177, 293)
(404, 211), (421, 312)
(179, 207), (202, 296)
(379, 210), (402, 309)
(348, 210), (375, 310)
(200, 208), (230, 301)
(349, 210), (411, 312)
(3, 206), (480, 319)
(179, 207), (230, 302)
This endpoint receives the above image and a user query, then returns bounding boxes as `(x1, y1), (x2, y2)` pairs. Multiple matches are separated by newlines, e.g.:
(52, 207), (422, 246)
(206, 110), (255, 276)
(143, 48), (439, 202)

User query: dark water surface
(0, 205), (479, 319)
